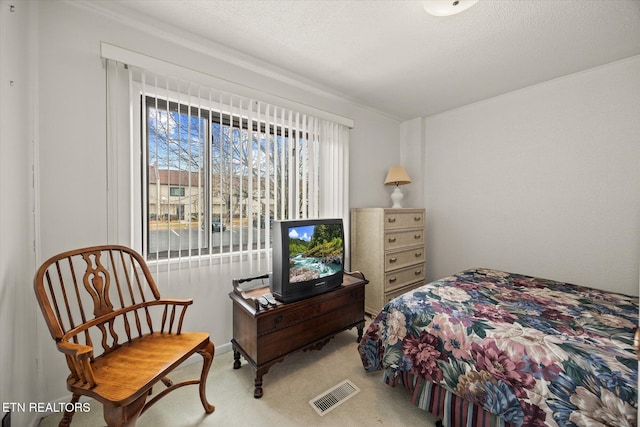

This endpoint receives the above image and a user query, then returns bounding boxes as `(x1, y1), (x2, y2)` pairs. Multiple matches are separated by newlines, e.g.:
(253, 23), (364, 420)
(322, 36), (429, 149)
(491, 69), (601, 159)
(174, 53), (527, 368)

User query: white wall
(0, 1), (39, 426)
(27, 0), (400, 419)
(349, 111), (402, 208)
(399, 118), (424, 209)
(422, 56), (640, 296)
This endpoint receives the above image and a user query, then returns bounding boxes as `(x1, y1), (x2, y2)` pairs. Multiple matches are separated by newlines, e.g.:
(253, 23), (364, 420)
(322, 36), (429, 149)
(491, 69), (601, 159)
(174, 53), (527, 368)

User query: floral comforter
(358, 268), (638, 427)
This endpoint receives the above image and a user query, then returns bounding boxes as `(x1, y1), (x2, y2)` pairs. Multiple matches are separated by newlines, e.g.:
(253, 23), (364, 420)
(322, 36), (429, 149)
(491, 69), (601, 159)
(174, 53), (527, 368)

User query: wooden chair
(34, 245), (215, 427)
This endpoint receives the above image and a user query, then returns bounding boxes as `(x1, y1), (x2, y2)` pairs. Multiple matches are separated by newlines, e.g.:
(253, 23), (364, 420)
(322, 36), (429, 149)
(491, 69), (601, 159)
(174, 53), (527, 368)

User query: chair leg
(102, 394), (147, 427)
(197, 340), (215, 414)
(58, 394), (80, 427)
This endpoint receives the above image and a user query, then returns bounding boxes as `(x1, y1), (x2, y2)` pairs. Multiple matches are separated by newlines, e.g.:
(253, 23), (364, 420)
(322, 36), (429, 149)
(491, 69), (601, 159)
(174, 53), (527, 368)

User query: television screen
(287, 223), (343, 283)
(270, 218), (345, 303)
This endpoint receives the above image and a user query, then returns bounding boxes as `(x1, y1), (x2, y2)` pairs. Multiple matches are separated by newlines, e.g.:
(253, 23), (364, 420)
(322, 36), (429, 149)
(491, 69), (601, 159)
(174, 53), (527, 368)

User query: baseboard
(216, 341), (232, 355)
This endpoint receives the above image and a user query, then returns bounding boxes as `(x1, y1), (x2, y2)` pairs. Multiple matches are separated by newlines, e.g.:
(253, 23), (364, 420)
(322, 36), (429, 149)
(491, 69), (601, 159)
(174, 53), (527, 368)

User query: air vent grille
(309, 379), (360, 416)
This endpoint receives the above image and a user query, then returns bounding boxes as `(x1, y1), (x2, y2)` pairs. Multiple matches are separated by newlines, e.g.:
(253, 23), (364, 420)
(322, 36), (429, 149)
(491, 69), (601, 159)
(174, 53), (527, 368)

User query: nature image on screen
(288, 224), (343, 283)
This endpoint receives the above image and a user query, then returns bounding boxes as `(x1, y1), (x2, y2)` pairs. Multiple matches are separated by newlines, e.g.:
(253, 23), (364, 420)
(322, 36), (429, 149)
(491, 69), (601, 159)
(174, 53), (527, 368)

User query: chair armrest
(57, 341), (97, 387)
(57, 341), (93, 359)
(156, 298), (193, 306)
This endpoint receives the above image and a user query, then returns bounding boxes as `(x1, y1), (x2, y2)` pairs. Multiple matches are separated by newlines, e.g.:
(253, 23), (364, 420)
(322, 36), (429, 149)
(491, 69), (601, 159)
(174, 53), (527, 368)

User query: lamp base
(390, 186), (404, 208)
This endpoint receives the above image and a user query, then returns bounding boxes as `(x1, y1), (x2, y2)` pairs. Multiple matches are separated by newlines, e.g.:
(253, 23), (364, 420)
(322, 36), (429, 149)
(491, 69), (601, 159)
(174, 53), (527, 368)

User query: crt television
(270, 218), (344, 303)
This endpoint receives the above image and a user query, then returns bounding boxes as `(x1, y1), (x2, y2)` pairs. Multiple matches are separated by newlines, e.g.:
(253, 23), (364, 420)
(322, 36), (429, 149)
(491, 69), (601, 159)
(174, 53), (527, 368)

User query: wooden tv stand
(229, 272), (368, 398)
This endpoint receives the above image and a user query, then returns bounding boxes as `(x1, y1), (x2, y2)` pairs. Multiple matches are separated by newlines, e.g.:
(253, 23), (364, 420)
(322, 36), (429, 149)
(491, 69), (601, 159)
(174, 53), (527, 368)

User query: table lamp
(384, 166), (412, 208)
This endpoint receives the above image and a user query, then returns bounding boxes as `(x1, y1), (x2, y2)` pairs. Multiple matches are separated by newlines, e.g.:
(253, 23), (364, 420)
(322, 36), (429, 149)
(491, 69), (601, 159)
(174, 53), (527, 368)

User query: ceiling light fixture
(423, 0), (480, 17)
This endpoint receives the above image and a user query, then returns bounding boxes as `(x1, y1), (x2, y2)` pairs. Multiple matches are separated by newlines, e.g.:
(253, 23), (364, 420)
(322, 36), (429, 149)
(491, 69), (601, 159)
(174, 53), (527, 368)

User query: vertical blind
(104, 50), (350, 276)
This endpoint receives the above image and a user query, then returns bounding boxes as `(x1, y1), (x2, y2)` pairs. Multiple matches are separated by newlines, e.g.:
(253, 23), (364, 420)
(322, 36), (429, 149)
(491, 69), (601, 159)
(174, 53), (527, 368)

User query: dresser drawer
(384, 281), (425, 305)
(384, 228), (424, 251)
(384, 264), (425, 292)
(256, 298), (364, 364)
(384, 246), (425, 272)
(257, 303), (320, 335)
(384, 210), (424, 230)
(256, 285), (363, 335)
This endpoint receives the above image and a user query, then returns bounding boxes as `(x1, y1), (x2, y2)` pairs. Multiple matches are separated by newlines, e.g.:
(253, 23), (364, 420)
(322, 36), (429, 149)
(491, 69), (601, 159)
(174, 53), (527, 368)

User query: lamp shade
(384, 166), (412, 186)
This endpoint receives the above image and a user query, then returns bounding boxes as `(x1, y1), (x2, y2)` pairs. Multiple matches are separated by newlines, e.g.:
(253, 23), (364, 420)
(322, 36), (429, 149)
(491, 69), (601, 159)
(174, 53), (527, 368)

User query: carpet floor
(38, 325), (439, 426)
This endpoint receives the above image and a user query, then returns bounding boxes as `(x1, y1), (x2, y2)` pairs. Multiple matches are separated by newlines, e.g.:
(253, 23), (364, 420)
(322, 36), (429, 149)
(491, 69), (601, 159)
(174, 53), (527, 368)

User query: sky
(289, 225), (314, 242)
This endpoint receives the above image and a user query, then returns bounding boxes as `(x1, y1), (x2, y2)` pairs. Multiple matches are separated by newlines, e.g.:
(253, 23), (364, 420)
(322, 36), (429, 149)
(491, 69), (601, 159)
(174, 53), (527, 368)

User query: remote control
(257, 296), (269, 309)
(263, 293), (277, 306)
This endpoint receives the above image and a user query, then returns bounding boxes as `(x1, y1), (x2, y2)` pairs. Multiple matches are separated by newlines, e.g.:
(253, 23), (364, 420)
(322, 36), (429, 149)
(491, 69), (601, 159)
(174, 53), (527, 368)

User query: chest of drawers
(229, 273), (367, 398)
(350, 208), (426, 314)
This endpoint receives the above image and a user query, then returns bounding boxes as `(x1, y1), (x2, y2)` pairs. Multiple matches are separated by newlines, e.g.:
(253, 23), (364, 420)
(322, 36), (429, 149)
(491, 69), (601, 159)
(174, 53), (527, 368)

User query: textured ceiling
(94, 0), (640, 121)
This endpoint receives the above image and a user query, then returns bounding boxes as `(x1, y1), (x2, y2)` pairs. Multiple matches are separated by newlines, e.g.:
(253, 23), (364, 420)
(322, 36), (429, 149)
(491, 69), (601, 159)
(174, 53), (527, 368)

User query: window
(102, 47), (351, 267)
(169, 187), (186, 197)
(144, 95), (324, 261)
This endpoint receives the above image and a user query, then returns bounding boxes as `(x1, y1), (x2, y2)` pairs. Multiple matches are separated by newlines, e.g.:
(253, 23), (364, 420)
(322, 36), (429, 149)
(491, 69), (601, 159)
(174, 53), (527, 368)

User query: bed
(358, 268), (638, 427)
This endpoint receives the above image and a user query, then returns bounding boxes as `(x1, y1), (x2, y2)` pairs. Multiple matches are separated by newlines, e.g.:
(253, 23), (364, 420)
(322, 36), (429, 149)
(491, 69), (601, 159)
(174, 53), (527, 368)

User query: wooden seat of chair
(34, 245), (215, 427)
(68, 331), (209, 406)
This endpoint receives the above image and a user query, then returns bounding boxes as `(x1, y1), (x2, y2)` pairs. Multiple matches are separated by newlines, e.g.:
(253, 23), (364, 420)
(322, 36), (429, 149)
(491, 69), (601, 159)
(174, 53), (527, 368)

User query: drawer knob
(414, 234), (421, 239)
(389, 277), (397, 283)
(415, 252), (422, 257)
(414, 216), (421, 221)
(389, 257), (397, 263)
(388, 237), (397, 243)
(388, 217), (396, 223)
(415, 270), (422, 276)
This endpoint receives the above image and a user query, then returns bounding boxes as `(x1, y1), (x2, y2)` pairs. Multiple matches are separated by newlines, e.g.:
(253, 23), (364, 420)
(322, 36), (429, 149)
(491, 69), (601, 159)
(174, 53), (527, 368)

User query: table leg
(254, 375), (263, 398)
(233, 348), (242, 369)
(356, 320), (365, 342)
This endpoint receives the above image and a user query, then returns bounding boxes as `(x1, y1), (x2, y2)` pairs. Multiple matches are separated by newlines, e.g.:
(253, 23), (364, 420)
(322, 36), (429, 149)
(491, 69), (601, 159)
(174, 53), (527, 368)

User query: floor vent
(309, 379), (360, 416)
